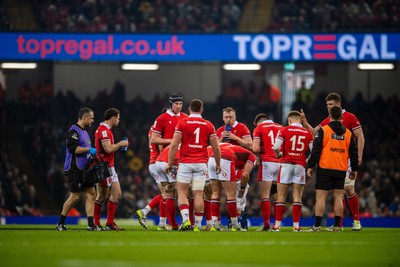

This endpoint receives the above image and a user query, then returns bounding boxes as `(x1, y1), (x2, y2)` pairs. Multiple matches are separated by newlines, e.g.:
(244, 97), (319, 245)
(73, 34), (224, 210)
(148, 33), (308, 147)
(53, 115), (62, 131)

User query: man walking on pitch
(57, 107), (101, 231)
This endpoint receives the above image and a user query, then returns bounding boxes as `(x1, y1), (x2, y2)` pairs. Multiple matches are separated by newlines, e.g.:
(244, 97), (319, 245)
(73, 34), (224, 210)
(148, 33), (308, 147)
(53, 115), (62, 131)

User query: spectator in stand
(259, 80), (281, 119)
(34, 0), (243, 33)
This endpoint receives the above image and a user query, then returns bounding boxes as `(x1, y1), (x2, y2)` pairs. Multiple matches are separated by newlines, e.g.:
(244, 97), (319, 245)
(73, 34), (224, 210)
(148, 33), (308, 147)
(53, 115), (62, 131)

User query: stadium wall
(53, 62), (400, 102)
(3, 61), (400, 103)
(53, 62), (221, 102)
(2, 216), (399, 228)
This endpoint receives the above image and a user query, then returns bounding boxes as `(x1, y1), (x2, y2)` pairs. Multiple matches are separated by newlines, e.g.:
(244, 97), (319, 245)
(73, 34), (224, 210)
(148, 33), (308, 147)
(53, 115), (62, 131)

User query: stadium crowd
(268, 0), (400, 32)
(1, 78), (399, 220)
(0, 148), (42, 216)
(2, 0), (400, 32)
(33, 0), (244, 33)
(0, 1), (10, 30)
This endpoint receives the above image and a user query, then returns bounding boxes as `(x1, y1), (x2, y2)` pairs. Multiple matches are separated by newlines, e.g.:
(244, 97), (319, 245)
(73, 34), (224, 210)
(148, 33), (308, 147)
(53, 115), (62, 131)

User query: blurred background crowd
(1, 78), (399, 219)
(0, 0), (399, 220)
(2, 0), (400, 32)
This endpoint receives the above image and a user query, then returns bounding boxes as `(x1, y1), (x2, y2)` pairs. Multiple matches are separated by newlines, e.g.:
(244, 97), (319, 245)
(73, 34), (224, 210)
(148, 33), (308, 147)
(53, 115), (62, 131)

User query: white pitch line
(76, 240), (369, 247)
(59, 259), (310, 267)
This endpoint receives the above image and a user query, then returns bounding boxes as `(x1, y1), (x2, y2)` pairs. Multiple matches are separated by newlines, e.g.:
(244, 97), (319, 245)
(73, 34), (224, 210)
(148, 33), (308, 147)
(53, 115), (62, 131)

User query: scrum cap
(169, 94), (183, 107)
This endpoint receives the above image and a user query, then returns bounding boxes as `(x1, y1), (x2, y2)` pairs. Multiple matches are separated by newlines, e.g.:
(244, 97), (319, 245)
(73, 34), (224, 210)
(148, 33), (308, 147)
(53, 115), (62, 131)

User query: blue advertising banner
(0, 33), (398, 62)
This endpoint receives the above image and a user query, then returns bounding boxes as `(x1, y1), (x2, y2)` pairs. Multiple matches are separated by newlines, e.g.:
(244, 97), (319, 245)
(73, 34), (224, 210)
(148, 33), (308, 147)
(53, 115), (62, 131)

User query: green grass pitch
(1, 225), (399, 267)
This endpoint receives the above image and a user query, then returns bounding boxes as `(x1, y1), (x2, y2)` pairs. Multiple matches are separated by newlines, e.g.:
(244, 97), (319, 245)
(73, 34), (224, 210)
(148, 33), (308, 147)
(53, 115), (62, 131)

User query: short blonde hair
(288, 110), (301, 119)
(223, 107), (236, 114)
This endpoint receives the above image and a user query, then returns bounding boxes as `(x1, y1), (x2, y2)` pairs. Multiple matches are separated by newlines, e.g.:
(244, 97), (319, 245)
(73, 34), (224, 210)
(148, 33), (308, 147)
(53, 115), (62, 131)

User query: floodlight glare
(223, 64), (261, 71)
(357, 63), (395, 70)
(1, 62), (38, 69)
(121, 63), (159, 70)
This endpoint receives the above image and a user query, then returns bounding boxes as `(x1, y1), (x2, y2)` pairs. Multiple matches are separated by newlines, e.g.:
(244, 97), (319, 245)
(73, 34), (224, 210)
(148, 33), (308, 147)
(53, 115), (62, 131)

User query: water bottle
(121, 137), (128, 152)
(223, 124), (231, 142)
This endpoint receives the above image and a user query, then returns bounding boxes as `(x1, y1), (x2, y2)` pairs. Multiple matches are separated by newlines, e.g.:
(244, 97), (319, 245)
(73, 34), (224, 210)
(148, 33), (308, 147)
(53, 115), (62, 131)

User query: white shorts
(278, 163), (306, 185)
(155, 161), (176, 183)
(177, 163), (207, 190)
(260, 161), (281, 182)
(105, 166), (119, 187)
(148, 163), (158, 183)
(207, 157), (218, 180)
(236, 181), (249, 211)
(208, 157), (235, 182)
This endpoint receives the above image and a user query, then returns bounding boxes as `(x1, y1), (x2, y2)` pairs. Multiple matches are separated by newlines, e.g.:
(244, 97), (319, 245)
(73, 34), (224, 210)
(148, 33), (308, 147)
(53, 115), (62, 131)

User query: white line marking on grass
(59, 259), (294, 267)
(79, 240), (368, 247)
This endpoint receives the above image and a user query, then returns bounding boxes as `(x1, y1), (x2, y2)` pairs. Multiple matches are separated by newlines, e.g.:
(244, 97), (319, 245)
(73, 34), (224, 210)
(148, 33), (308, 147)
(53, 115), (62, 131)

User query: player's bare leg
(203, 182), (213, 230)
(94, 185), (109, 227)
(105, 181), (124, 230)
(162, 182), (178, 230)
(210, 179), (222, 229)
(272, 183), (289, 231)
(345, 184), (361, 230)
(259, 181), (272, 231)
(176, 181), (191, 230)
(332, 189), (344, 231)
(292, 184), (304, 231)
(222, 180), (239, 230)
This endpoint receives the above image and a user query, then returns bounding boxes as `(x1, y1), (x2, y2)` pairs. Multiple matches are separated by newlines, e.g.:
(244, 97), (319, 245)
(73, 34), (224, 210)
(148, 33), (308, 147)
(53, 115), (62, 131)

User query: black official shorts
(66, 171), (95, 193)
(315, 174), (345, 191)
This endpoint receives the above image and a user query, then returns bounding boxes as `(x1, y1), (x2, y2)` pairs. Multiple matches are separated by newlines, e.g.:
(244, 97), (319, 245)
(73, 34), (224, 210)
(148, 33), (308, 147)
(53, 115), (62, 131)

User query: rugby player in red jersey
(252, 113), (284, 231)
(208, 143), (257, 231)
(143, 95), (189, 227)
(165, 99), (221, 231)
(271, 111), (313, 232)
(94, 108), (129, 230)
